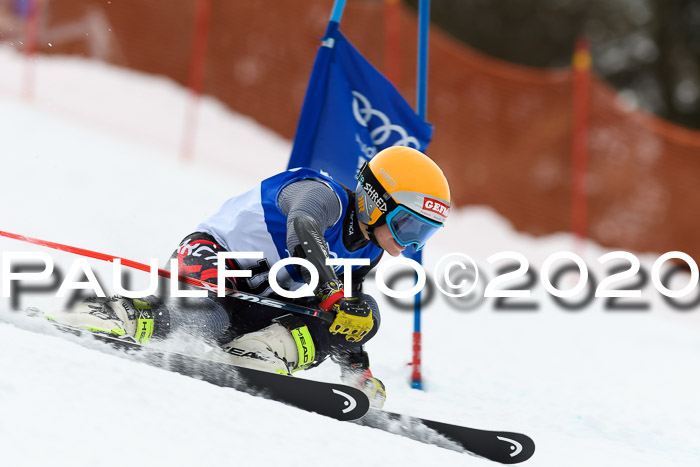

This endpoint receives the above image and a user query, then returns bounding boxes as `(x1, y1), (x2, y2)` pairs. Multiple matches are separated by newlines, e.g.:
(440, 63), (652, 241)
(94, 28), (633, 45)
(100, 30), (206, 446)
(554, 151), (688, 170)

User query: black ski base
(16, 317), (535, 463)
(356, 410), (535, 464)
(49, 322), (370, 421)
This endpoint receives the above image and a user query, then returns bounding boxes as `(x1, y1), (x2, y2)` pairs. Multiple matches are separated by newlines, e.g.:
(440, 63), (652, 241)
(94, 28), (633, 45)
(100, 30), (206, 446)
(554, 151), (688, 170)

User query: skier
(49, 146), (450, 407)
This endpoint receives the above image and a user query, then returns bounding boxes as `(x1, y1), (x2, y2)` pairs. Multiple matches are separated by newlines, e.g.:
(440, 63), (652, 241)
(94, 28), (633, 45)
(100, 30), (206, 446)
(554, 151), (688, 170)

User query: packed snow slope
(1, 47), (699, 466)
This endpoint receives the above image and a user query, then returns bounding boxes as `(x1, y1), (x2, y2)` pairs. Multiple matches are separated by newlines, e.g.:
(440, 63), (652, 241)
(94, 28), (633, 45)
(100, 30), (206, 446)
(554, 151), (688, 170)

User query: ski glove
(316, 280), (373, 343)
(342, 368), (386, 409)
(360, 375), (386, 409)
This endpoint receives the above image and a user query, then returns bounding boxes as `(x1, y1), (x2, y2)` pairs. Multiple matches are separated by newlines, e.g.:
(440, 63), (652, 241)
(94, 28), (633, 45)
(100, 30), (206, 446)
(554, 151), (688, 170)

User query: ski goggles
(385, 205), (443, 251)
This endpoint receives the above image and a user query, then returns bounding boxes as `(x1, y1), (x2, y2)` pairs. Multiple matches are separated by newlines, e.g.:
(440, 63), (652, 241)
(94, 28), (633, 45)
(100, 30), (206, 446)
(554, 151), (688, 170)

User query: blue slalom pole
(321, 0), (347, 45)
(329, 0), (347, 24)
(411, 0), (430, 391)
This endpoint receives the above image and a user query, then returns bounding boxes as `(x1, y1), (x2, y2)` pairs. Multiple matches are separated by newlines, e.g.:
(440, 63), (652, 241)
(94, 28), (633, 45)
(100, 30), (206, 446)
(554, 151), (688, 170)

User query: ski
(357, 410), (535, 464)
(41, 320), (370, 422)
(12, 314), (535, 462)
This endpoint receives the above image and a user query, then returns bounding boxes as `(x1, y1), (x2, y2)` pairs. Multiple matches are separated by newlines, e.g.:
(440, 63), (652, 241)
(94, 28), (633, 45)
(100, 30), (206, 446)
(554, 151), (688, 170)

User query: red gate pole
(571, 37), (591, 247)
(384, 0), (401, 88)
(22, 0), (42, 100)
(181, 0), (212, 161)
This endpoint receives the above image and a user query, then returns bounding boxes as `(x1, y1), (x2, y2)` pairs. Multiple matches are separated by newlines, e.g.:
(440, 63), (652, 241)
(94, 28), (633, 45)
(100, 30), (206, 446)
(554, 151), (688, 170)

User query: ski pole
(0, 230), (335, 322)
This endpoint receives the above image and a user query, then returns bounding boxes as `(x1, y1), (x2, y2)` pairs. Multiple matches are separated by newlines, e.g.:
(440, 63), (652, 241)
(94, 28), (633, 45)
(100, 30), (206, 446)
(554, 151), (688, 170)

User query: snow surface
(1, 47), (700, 466)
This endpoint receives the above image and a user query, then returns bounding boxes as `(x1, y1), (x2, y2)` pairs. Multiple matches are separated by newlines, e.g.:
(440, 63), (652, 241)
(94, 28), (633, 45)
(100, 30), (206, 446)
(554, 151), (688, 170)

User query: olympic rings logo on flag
(351, 91), (420, 148)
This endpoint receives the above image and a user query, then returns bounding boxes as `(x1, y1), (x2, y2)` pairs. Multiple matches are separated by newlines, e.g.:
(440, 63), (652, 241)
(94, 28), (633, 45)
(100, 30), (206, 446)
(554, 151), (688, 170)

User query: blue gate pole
(411, 0), (430, 390)
(329, 0), (347, 23)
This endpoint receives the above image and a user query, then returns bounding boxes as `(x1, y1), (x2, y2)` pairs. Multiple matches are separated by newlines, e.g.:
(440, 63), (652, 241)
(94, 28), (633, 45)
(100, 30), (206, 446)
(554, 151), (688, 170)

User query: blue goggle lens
(386, 207), (443, 251)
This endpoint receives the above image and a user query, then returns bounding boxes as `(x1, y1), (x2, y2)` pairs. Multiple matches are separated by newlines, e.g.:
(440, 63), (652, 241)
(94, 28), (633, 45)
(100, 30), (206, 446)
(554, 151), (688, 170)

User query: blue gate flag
(288, 22), (433, 189)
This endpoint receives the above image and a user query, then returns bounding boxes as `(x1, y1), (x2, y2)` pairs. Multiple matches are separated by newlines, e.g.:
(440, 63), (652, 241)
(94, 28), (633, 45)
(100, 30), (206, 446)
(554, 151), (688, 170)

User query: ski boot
(44, 296), (155, 344)
(207, 314), (316, 375)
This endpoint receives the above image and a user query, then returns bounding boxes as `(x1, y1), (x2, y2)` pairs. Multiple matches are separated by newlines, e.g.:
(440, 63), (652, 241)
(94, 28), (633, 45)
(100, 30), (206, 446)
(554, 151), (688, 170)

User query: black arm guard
(292, 215), (339, 286)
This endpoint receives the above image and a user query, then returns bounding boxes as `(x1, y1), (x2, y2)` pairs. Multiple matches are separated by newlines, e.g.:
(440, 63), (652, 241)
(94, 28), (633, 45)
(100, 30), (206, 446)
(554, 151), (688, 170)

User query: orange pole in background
(22, 0), (41, 100)
(384, 0), (401, 88)
(571, 37), (591, 245)
(181, 0), (212, 161)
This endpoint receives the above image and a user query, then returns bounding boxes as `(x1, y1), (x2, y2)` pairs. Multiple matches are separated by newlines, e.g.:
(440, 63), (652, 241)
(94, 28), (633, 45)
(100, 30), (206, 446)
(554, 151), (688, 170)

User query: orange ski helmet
(355, 147), (450, 250)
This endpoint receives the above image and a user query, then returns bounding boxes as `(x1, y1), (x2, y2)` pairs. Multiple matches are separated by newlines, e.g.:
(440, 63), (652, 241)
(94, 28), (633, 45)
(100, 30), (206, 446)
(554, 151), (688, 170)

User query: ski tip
(494, 432), (536, 464)
(329, 386), (371, 421)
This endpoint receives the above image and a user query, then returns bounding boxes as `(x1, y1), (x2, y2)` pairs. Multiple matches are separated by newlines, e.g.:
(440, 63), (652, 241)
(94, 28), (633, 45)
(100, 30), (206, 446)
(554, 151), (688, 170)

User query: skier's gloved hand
(315, 280), (373, 343)
(344, 368), (386, 409)
(359, 373), (386, 409)
(336, 350), (386, 408)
